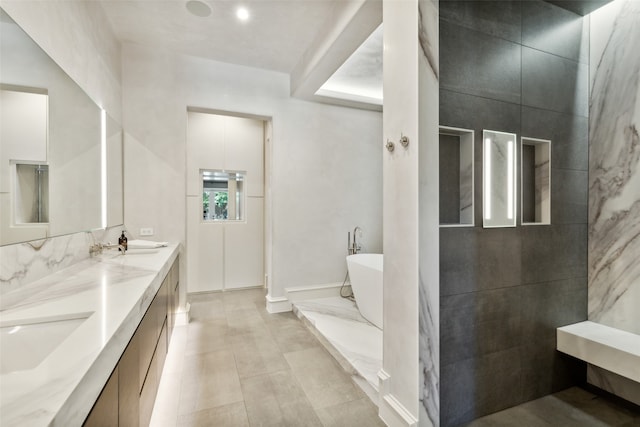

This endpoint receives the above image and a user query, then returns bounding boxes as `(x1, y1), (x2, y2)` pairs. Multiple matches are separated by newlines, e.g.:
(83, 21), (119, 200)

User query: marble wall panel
(418, 0), (440, 424)
(588, 0), (640, 335)
(0, 232), (91, 296)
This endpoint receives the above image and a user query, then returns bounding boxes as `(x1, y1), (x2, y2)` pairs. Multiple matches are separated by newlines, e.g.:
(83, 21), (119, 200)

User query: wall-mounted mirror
(521, 137), (550, 225)
(0, 8), (122, 245)
(202, 170), (246, 221)
(483, 130), (517, 228)
(439, 126), (474, 227)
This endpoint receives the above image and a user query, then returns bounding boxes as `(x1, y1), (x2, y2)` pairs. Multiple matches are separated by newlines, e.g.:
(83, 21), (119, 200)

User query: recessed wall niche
(439, 126), (474, 227)
(521, 137), (551, 225)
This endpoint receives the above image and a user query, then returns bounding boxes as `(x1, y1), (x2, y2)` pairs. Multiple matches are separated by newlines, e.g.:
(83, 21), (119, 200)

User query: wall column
(380, 1), (439, 426)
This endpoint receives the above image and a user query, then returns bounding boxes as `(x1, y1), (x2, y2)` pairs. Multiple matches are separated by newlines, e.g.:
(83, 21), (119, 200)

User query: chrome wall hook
(385, 139), (395, 152)
(400, 134), (409, 148)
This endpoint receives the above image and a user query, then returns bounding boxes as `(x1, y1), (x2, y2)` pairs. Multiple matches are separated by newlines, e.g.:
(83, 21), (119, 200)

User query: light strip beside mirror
(101, 109), (107, 229)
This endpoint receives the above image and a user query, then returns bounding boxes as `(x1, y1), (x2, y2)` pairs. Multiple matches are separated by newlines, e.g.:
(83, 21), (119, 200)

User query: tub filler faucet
(348, 226), (362, 255)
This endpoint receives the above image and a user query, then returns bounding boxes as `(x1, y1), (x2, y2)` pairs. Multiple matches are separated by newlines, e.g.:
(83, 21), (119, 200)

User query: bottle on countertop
(118, 230), (128, 252)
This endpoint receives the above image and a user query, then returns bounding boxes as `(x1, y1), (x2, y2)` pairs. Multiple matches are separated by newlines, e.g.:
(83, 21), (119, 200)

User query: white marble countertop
(0, 244), (180, 426)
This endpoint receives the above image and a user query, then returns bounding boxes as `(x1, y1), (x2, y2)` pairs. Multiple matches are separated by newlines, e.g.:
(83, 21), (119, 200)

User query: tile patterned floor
(149, 288), (385, 427)
(149, 287), (639, 427)
(465, 387), (640, 427)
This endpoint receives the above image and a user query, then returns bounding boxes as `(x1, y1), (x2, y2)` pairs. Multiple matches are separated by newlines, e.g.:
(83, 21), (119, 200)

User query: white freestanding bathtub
(346, 253), (383, 330)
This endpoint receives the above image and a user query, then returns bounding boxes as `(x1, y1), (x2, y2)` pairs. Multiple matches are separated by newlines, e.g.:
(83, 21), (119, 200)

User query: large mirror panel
(0, 9), (121, 245)
(483, 130), (517, 228)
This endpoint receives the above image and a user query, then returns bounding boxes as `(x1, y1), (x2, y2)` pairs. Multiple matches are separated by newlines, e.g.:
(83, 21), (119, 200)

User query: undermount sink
(0, 312), (93, 375)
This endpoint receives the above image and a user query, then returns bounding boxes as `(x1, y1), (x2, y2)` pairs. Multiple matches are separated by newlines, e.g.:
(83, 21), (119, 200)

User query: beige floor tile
(177, 402), (249, 427)
(179, 350), (244, 414)
(226, 308), (268, 334)
(240, 374), (285, 426)
(271, 322), (321, 353)
(284, 347), (364, 409)
(241, 371), (323, 427)
(181, 348), (237, 383)
(185, 320), (230, 356)
(189, 295), (226, 323)
(316, 397), (386, 427)
(268, 370), (324, 427)
(230, 330), (290, 378)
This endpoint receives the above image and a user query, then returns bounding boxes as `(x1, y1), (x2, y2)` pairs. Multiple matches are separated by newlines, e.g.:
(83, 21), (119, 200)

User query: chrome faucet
(89, 242), (126, 256)
(350, 226), (362, 255)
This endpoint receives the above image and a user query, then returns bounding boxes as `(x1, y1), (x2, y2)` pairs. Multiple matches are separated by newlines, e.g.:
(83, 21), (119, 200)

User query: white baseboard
(378, 370), (418, 427)
(265, 295), (292, 313)
(285, 282), (348, 303)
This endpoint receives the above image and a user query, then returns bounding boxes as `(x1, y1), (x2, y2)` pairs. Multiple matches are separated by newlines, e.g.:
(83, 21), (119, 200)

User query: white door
(186, 112), (264, 292)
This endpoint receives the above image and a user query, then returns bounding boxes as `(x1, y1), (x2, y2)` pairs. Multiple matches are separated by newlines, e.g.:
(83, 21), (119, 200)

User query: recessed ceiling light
(236, 7), (250, 21)
(186, 0), (212, 18)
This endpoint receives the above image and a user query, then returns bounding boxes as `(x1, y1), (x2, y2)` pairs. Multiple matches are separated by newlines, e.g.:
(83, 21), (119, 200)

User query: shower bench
(557, 321), (640, 384)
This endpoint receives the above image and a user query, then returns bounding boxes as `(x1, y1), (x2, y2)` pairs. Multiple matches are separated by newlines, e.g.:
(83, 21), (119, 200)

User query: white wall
(121, 43), (382, 308)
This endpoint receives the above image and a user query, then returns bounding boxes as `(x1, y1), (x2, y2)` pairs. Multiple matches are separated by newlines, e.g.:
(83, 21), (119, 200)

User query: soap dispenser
(118, 230), (128, 252)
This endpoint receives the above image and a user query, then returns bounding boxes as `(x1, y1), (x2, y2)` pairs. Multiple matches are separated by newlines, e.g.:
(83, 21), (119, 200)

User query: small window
(202, 170), (245, 221)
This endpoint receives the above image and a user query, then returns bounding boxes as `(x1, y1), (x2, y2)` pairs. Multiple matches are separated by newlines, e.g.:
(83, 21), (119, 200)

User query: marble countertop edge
(0, 244), (180, 427)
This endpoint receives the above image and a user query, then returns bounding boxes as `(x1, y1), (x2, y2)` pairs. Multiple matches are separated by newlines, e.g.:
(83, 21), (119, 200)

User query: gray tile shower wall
(438, 1), (589, 425)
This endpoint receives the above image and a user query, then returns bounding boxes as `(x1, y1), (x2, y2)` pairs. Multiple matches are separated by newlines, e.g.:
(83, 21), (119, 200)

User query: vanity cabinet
(168, 261), (179, 344)
(118, 332), (140, 426)
(84, 256), (179, 427)
(84, 367), (119, 427)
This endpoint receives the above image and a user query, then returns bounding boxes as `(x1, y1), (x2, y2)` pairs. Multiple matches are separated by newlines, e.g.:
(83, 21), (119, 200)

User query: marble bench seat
(557, 321), (640, 383)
